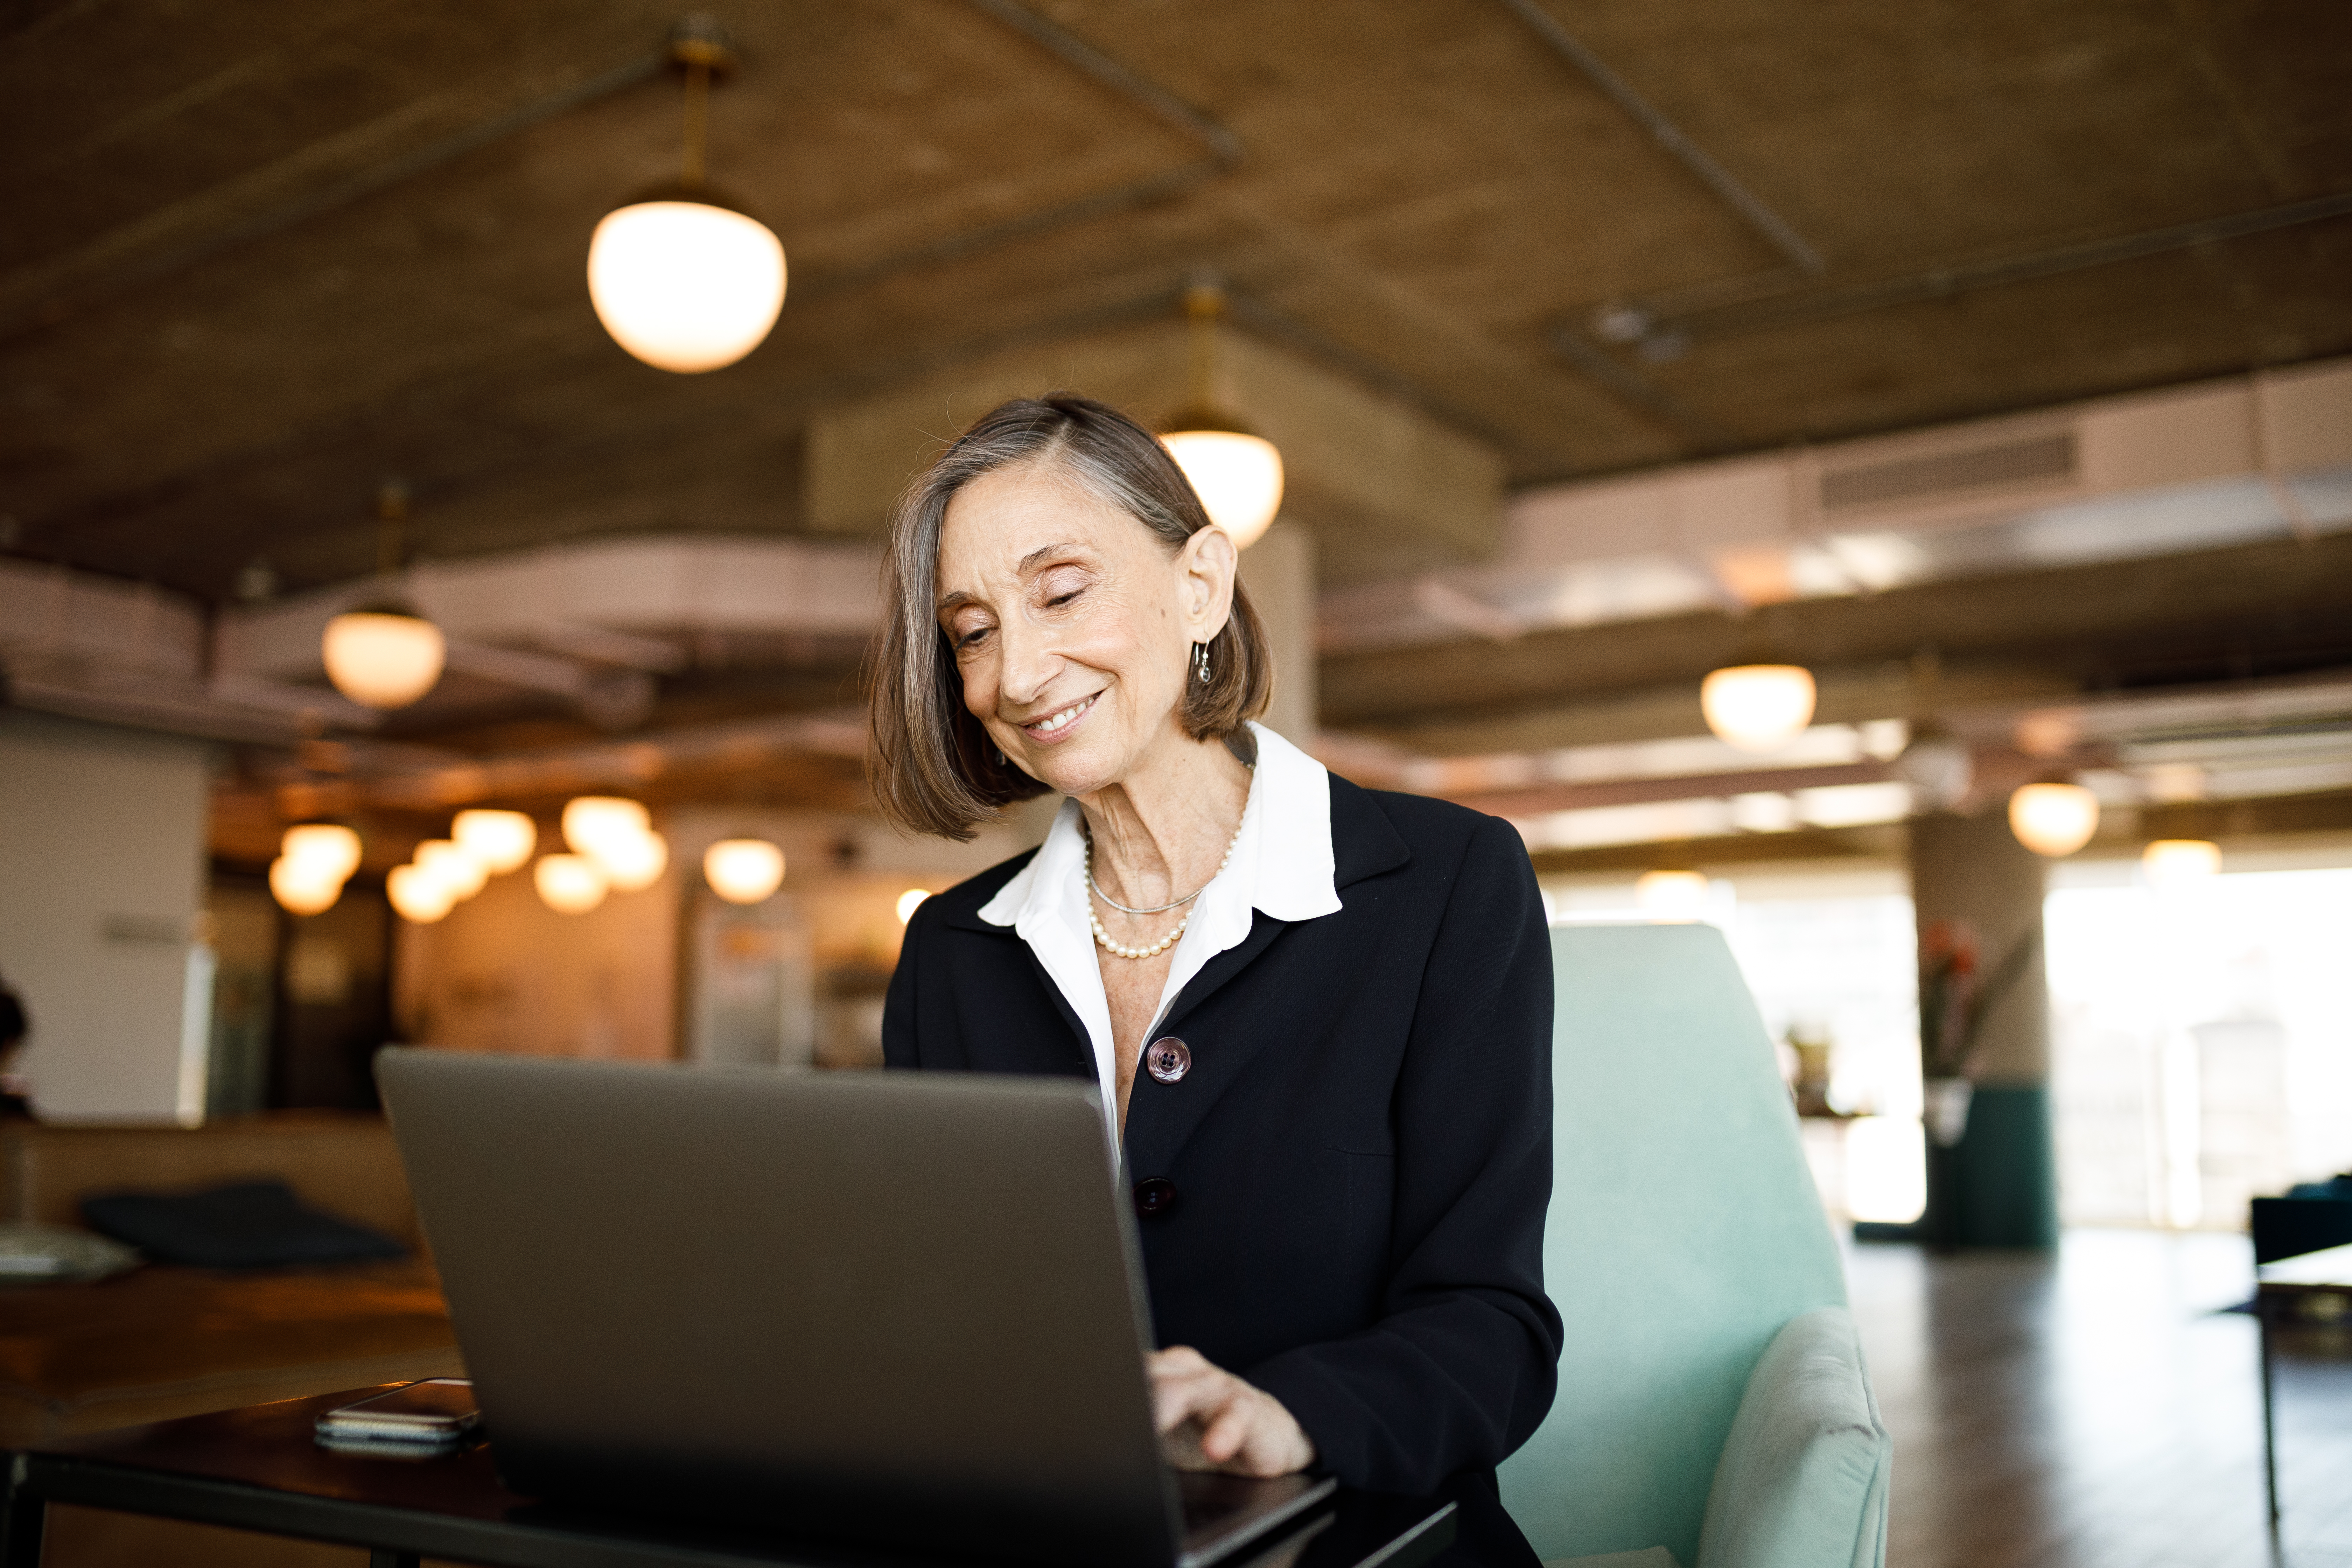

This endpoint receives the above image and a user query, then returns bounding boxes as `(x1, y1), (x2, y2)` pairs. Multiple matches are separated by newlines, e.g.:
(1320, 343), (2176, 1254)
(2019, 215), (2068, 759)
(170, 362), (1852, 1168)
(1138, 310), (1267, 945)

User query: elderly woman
(874, 396), (1560, 1564)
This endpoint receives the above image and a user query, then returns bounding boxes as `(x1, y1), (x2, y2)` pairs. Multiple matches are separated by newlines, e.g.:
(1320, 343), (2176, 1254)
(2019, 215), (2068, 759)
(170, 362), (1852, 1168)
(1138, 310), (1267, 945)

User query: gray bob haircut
(866, 394), (1273, 841)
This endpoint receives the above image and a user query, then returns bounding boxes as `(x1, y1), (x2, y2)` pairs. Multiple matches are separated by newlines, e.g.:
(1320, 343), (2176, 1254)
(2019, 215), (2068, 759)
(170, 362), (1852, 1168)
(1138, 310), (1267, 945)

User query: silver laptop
(375, 1049), (1335, 1567)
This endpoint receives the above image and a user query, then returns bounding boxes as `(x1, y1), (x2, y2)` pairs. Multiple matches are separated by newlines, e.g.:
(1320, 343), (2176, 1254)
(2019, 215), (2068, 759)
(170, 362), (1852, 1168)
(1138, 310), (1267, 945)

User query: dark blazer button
(1133, 1177), (1179, 1217)
(1144, 1036), (1192, 1084)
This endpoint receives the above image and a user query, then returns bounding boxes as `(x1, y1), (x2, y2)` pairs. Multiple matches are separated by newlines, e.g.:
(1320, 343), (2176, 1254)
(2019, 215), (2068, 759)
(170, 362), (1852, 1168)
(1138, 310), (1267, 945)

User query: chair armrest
(1694, 1307), (1890, 1568)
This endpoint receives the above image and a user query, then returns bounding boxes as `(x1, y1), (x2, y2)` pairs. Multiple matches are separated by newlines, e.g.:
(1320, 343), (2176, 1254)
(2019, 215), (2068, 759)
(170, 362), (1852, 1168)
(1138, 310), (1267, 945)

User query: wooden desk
(2256, 1240), (2352, 1526)
(2, 1389), (1454, 1568)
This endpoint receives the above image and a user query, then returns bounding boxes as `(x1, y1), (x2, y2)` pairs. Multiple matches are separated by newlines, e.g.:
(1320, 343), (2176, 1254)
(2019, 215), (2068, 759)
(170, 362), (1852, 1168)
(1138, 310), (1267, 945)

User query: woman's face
(936, 460), (1233, 799)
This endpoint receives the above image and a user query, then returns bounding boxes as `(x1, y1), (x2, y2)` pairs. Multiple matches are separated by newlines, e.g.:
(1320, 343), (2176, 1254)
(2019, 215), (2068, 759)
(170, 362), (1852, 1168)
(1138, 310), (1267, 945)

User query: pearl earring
(1195, 642), (1211, 683)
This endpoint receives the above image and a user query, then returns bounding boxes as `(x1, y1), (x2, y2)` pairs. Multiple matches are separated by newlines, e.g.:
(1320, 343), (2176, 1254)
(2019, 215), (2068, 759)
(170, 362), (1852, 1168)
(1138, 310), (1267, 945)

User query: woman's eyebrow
(936, 541), (1083, 610)
(1017, 541), (1077, 573)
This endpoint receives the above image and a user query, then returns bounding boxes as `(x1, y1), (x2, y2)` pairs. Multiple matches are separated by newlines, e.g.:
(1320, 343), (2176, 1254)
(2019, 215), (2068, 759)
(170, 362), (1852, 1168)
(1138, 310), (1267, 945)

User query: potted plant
(1916, 919), (2036, 1147)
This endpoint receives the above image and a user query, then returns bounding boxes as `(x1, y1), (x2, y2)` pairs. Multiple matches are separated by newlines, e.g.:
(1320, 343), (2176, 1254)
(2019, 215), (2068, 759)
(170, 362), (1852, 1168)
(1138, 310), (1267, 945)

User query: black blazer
(884, 775), (1561, 1510)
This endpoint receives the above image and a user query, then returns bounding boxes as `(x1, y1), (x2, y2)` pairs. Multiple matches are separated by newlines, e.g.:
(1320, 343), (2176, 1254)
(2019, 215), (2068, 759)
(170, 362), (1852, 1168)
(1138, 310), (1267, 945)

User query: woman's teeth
(1029, 695), (1096, 734)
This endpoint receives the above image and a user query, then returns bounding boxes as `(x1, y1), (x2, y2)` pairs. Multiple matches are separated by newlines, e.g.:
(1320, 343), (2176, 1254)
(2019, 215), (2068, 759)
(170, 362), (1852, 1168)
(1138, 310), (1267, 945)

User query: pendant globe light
(451, 809), (537, 875)
(269, 855), (343, 916)
(2008, 779), (2100, 858)
(1700, 664), (1816, 752)
(563, 796), (650, 858)
(323, 482), (446, 710)
(1634, 869), (1709, 923)
(415, 839), (490, 902)
(2142, 838), (2221, 887)
(705, 838), (785, 904)
(536, 853), (610, 914)
(1160, 284), (1283, 549)
(588, 18), (785, 374)
(270, 822), (361, 914)
(281, 824), (362, 884)
(387, 864), (457, 925)
(594, 828), (671, 892)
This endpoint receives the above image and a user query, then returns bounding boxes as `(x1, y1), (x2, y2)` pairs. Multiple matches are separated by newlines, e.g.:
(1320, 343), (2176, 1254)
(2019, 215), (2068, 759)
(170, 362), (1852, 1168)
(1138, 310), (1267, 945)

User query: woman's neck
(1075, 728), (1254, 910)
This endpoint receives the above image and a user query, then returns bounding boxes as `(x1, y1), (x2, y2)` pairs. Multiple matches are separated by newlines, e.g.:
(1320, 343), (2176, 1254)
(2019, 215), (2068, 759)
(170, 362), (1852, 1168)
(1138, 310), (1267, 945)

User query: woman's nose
(994, 618), (1056, 706)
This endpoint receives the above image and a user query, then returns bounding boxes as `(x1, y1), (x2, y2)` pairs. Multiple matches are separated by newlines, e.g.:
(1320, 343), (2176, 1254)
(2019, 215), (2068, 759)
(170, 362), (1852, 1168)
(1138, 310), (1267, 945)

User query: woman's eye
(1044, 584), (1085, 609)
(956, 626), (991, 650)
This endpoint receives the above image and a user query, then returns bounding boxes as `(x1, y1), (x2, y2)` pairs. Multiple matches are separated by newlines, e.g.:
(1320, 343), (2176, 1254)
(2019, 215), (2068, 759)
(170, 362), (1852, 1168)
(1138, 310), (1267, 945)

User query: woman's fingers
(1146, 1345), (1224, 1434)
(1200, 1399), (1255, 1463)
(1145, 1345), (1315, 1478)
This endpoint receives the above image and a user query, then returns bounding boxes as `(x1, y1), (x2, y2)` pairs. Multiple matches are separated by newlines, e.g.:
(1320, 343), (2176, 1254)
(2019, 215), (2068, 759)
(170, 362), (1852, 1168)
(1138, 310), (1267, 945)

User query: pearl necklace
(1085, 805), (1247, 961)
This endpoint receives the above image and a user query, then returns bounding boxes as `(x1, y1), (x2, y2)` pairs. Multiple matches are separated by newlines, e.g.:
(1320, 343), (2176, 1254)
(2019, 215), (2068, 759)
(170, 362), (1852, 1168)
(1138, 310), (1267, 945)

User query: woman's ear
(1180, 525), (1238, 642)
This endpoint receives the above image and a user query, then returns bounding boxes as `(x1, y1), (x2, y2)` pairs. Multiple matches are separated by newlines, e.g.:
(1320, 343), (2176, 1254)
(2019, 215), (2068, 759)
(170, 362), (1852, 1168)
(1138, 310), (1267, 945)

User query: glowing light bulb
(2008, 782), (2100, 858)
(2142, 838), (2221, 887)
(896, 888), (930, 925)
(268, 855), (342, 916)
(562, 797), (650, 858)
(590, 830), (669, 892)
(705, 839), (785, 905)
(534, 854), (609, 914)
(451, 809), (536, 874)
(1161, 429), (1284, 548)
(415, 839), (488, 902)
(1634, 870), (1709, 923)
(321, 609), (444, 709)
(281, 824), (362, 882)
(1700, 665), (1817, 752)
(587, 201), (786, 373)
(387, 864), (456, 924)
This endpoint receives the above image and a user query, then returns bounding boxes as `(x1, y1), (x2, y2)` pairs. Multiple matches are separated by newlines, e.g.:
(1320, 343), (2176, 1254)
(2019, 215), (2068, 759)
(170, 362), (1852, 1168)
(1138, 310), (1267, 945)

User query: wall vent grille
(1820, 430), (2078, 513)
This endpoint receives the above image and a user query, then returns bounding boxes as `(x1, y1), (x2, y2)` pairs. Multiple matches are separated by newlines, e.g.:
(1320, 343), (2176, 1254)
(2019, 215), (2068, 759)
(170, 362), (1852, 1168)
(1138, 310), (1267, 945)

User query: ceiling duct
(1820, 432), (2078, 514)
(1326, 358), (2352, 656)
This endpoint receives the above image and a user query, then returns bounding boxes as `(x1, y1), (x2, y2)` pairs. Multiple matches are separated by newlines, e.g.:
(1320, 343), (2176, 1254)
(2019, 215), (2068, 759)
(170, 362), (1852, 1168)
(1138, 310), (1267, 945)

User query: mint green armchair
(1499, 924), (1891, 1568)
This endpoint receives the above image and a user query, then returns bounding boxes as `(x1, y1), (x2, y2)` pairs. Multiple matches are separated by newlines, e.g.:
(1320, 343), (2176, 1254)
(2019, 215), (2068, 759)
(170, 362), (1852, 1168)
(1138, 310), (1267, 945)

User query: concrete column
(1238, 520), (1318, 748)
(1908, 810), (2060, 1247)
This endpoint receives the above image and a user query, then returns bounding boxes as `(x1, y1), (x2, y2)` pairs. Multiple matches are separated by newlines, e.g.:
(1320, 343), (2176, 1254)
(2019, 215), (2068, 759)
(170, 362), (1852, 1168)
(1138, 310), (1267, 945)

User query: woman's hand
(1147, 1346), (1316, 1477)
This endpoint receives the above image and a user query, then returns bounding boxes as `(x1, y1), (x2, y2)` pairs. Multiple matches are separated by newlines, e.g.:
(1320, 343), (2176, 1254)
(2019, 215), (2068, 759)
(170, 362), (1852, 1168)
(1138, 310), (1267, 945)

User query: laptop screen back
(377, 1051), (1180, 1568)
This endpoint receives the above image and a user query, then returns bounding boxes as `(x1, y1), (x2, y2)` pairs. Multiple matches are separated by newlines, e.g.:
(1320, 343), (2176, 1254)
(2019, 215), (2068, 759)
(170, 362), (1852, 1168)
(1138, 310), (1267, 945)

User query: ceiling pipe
(1608, 188), (2352, 351)
(800, 0), (1249, 299)
(1493, 0), (1824, 277)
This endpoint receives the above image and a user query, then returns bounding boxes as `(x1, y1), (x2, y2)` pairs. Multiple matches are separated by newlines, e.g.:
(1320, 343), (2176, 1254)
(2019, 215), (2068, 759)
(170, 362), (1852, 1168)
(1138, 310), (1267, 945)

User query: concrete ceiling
(5, 0), (2352, 858)
(6, 0), (2350, 606)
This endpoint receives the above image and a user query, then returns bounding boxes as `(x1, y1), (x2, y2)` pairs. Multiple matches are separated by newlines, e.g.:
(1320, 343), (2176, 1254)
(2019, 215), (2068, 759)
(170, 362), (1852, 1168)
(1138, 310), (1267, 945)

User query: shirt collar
(978, 721), (1339, 930)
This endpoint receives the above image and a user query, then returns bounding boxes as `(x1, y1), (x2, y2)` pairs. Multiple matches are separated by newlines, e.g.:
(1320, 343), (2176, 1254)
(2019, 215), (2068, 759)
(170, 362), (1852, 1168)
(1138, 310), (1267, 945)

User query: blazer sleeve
(1244, 812), (1563, 1493)
(881, 895), (926, 1069)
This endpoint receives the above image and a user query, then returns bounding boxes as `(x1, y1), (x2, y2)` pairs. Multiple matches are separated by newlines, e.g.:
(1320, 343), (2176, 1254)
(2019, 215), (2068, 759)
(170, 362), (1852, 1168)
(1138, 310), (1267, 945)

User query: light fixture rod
(664, 16), (737, 192)
(375, 480), (409, 577)
(681, 62), (709, 188)
(1182, 282), (1224, 411)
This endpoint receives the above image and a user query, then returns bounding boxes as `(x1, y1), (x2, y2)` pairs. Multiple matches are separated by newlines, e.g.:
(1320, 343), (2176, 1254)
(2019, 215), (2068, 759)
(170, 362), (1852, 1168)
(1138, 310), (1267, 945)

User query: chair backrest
(1499, 923), (1847, 1566)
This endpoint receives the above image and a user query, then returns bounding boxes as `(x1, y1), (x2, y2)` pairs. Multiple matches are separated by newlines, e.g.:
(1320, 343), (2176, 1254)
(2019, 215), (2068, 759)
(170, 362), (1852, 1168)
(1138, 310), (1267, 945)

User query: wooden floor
(1847, 1228), (2352, 1568)
(38, 1227), (2352, 1568)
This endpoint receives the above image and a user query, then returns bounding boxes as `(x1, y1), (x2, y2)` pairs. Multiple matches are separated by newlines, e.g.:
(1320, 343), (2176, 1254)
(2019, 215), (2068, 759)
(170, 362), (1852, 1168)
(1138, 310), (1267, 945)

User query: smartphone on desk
(315, 1379), (480, 1456)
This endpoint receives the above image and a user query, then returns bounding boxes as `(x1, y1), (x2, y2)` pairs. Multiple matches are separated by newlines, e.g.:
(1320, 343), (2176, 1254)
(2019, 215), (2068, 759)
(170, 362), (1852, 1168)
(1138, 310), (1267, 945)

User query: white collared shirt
(977, 722), (1343, 1153)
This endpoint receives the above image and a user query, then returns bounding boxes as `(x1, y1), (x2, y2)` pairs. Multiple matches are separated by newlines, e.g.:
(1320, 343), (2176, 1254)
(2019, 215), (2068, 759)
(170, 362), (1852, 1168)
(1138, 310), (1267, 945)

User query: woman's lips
(1020, 693), (1098, 744)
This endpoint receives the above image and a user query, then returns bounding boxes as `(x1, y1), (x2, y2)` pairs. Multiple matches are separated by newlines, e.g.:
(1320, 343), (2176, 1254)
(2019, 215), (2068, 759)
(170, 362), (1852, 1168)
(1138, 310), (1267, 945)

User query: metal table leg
(1, 1456), (46, 1568)
(2259, 1290), (2280, 1528)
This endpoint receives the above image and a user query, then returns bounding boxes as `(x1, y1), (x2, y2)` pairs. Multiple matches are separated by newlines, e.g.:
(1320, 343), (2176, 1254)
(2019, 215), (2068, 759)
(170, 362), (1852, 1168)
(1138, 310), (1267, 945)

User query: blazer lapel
(1328, 774), (1412, 892)
(933, 878), (1093, 1079)
(1126, 776), (1415, 1169)
(1146, 774), (1412, 1039)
